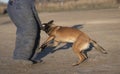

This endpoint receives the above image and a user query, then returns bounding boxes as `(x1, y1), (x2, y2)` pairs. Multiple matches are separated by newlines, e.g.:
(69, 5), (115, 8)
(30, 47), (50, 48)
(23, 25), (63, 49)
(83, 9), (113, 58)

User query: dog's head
(41, 20), (54, 33)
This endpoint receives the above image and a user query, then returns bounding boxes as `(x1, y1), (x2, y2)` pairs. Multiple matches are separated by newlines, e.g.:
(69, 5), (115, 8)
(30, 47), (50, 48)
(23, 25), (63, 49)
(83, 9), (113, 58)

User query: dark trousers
(7, 0), (41, 60)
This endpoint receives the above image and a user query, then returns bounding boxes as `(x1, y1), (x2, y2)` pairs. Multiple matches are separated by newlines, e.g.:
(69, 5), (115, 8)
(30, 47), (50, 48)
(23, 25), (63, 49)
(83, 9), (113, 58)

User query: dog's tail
(90, 39), (107, 54)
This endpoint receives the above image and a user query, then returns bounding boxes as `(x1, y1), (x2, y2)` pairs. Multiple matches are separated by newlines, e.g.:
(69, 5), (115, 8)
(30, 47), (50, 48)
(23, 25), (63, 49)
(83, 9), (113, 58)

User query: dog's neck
(46, 26), (61, 35)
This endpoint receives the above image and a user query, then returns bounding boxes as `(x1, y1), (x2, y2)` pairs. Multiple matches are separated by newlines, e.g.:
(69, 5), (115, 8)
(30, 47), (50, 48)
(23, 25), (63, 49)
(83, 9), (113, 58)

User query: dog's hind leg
(72, 51), (86, 66)
(72, 43), (87, 66)
(81, 51), (88, 59)
(72, 37), (90, 66)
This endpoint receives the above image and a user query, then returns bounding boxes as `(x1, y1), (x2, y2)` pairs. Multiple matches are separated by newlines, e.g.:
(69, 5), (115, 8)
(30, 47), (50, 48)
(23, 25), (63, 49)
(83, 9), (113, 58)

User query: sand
(0, 8), (120, 74)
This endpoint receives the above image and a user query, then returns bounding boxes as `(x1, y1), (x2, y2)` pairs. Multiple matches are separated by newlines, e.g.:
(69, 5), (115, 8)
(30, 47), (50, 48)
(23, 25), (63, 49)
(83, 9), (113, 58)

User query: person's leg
(7, 0), (41, 61)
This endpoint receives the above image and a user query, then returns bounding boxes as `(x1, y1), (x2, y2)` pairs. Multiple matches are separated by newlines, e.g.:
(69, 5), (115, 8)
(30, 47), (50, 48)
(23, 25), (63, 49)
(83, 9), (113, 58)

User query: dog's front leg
(52, 41), (60, 47)
(39, 35), (55, 52)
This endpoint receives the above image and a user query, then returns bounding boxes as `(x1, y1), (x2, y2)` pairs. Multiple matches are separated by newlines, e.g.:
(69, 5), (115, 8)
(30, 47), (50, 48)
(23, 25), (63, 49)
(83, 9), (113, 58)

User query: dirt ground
(0, 8), (120, 74)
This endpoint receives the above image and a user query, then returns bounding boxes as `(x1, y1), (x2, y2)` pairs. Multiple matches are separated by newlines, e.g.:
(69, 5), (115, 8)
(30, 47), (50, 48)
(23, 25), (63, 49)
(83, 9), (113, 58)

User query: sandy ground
(0, 8), (120, 74)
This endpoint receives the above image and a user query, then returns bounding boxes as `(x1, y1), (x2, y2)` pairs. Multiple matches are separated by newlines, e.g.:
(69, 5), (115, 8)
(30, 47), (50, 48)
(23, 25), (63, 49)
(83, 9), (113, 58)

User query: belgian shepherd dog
(39, 20), (107, 66)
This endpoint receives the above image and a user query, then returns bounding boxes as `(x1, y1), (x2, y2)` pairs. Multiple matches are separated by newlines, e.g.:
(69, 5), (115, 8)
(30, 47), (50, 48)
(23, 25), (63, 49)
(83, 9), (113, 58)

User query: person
(7, 0), (41, 64)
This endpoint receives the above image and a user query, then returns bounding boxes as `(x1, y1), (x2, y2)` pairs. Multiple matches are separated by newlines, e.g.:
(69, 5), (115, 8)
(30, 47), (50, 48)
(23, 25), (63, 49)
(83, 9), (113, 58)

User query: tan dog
(39, 20), (107, 66)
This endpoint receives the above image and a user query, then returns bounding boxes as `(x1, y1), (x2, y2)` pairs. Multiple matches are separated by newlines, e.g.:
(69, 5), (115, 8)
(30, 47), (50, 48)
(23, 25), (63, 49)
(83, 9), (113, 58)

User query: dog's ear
(48, 20), (54, 25)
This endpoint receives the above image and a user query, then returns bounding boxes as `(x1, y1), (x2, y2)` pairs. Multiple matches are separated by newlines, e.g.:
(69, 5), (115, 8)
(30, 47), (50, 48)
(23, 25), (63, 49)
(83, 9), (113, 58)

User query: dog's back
(50, 26), (89, 43)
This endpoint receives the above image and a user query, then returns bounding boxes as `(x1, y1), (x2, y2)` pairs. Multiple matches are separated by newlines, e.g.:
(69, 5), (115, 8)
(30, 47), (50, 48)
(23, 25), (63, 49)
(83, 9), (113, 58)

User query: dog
(39, 20), (107, 66)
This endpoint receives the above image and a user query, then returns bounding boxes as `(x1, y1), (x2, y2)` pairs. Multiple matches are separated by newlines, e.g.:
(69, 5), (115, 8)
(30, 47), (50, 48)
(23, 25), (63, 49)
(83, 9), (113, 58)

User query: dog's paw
(40, 44), (47, 50)
(37, 44), (47, 53)
(41, 44), (47, 49)
(72, 63), (79, 66)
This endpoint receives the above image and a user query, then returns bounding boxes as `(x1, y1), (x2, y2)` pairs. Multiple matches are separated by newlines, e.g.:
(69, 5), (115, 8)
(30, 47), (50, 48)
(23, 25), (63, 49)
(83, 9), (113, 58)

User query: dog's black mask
(41, 20), (54, 33)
